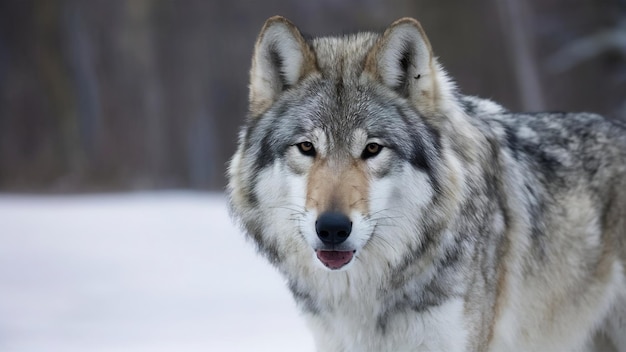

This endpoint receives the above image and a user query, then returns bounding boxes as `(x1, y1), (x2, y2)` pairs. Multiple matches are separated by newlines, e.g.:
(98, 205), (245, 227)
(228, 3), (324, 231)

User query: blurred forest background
(0, 0), (624, 192)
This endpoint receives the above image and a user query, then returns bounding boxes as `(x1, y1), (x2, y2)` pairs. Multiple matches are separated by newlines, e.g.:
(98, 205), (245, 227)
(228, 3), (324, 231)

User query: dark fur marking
(393, 106), (439, 173)
(335, 79), (345, 104)
(438, 244), (462, 269)
(243, 184), (259, 208)
(248, 226), (283, 265)
(396, 45), (414, 96)
(534, 149), (562, 179)
(388, 216), (446, 290)
(521, 180), (548, 262)
(460, 97), (477, 116)
(268, 44), (291, 91)
(485, 120), (552, 264)
(244, 115), (272, 169)
(248, 101), (307, 173)
(257, 135), (275, 169)
(503, 125), (521, 161)
(288, 281), (320, 314)
(377, 275), (455, 334)
(393, 106), (444, 199)
(489, 117), (554, 265)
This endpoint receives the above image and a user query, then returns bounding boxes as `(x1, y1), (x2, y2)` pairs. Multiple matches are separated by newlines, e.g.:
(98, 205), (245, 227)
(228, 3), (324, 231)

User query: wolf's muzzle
(315, 211), (352, 245)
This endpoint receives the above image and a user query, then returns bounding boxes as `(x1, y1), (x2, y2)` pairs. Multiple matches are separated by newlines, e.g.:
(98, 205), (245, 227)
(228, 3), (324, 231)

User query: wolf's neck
(288, 254), (467, 317)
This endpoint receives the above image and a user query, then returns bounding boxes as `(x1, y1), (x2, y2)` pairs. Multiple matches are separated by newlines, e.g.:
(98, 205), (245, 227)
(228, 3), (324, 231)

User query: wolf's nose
(315, 212), (352, 245)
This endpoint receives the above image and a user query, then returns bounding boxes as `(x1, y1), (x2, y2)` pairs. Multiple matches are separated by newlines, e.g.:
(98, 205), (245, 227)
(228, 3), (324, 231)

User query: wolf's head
(229, 17), (471, 275)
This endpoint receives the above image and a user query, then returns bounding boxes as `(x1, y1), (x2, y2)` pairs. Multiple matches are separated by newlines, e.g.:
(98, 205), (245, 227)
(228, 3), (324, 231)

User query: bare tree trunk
(64, 1), (101, 161)
(495, 0), (545, 111)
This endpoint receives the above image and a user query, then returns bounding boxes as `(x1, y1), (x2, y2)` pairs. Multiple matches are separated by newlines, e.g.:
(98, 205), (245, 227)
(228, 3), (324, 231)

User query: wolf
(228, 16), (626, 352)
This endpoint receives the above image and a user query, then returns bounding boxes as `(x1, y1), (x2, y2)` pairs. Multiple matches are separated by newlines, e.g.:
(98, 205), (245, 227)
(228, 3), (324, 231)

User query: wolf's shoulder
(459, 95), (625, 142)
(472, 108), (626, 181)
(482, 110), (626, 146)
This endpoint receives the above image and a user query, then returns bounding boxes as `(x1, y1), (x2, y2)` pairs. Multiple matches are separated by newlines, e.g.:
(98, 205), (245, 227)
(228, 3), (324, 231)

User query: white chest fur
(304, 298), (469, 352)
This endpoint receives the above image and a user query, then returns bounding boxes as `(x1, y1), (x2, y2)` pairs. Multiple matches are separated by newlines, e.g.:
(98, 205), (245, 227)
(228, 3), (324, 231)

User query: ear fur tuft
(249, 16), (317, 117)
(365, 18), (443, 114)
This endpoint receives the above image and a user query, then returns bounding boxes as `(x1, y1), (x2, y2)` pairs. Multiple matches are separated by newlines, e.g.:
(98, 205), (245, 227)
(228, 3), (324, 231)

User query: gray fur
(229, 16), (626, 351)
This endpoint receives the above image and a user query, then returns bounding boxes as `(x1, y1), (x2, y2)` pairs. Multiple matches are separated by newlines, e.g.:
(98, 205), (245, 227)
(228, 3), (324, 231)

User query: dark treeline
(0, 0), (624, 192)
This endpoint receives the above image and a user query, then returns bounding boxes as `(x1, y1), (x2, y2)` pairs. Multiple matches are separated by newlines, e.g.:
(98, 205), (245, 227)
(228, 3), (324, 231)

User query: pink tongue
(316, 250), (354, 269)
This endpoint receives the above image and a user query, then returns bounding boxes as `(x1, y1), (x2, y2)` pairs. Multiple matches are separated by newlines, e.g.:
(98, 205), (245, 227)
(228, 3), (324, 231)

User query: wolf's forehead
(293, 81), (387, 136)
(283, 76), (397, 142)
(311, 127), (368, 155)
(310, 33), (380, 78)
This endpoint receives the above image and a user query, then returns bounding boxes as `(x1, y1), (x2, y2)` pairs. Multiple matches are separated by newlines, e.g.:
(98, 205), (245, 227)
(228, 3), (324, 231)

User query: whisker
(268, 204), (306, 213)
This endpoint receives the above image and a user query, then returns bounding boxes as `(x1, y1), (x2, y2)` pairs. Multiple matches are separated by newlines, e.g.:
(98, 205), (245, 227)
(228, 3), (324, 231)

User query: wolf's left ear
(248, 16), (318, 117)
(365, 18), (443, 114)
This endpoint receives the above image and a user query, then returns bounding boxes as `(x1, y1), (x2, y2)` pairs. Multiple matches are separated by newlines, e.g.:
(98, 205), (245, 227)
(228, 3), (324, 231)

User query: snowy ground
(0, 192), (314, 352)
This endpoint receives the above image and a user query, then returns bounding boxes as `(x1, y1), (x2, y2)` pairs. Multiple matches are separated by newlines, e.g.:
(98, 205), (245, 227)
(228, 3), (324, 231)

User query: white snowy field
(0, 192), (314, 352)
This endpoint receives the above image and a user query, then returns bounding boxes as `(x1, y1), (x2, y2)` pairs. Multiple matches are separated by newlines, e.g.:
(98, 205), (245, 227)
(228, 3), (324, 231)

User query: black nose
(315, 211), (352, 245)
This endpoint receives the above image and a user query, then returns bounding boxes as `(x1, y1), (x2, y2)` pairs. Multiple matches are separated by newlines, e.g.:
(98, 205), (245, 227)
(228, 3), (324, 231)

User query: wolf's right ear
(248, 16), (317, 117)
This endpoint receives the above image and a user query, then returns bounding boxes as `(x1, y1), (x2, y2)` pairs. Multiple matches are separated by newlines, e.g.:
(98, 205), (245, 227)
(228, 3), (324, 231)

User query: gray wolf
(228, 16), (626, 351)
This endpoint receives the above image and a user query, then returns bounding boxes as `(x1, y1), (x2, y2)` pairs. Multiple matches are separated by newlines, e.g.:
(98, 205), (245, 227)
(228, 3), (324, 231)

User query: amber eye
(362, 143), (382, 159)
(297, 141), (316, 156)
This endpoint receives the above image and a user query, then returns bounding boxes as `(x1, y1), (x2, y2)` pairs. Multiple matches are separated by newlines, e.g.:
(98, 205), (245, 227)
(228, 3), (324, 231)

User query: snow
(0, 192), (314, 352)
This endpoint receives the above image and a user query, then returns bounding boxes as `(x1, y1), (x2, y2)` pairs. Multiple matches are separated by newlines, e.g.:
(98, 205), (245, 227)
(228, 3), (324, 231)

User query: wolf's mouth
(316, 250), (355, 269)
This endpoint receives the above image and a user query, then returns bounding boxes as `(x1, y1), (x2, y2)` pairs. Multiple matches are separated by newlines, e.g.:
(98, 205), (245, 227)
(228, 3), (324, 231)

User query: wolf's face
(251, 82), (441, 270)
(229, 17), (458, 273)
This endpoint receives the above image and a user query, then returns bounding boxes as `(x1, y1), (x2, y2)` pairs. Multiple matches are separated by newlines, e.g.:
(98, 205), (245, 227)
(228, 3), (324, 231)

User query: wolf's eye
(296, 141), (316, 156)
(362, 143), (383, 159)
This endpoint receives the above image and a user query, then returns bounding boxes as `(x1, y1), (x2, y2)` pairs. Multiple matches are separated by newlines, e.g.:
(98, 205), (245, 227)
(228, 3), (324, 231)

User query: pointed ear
(249, 16), (317, 116)
(365, 18), (442, 114)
